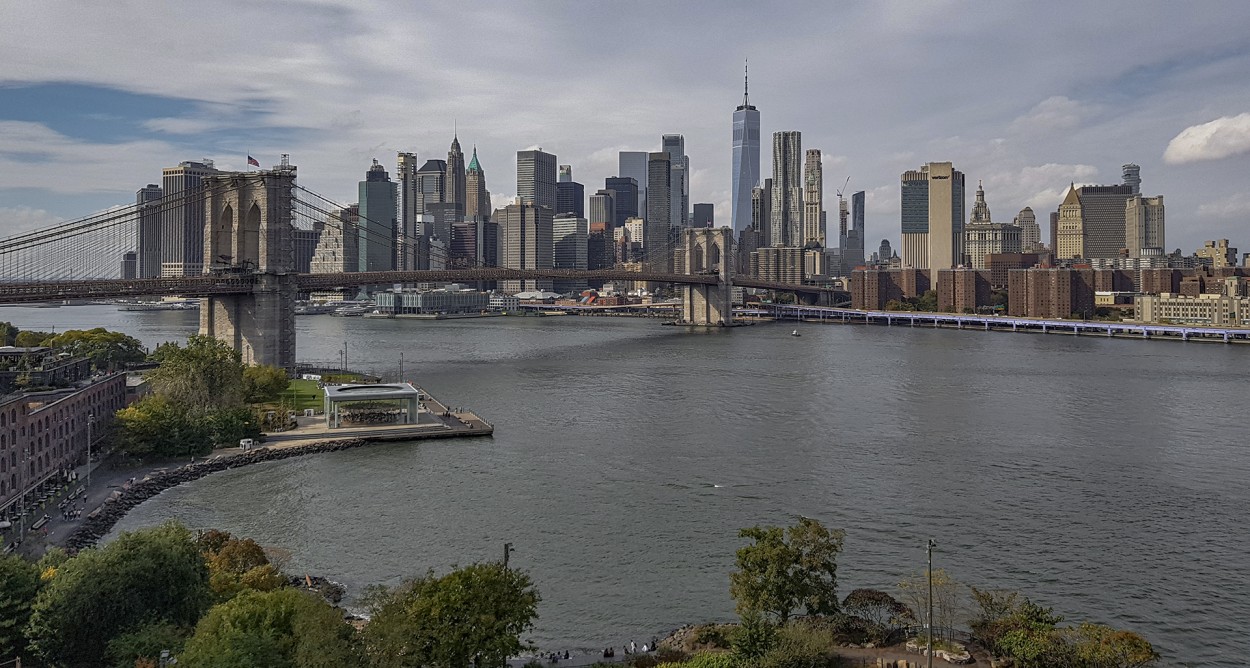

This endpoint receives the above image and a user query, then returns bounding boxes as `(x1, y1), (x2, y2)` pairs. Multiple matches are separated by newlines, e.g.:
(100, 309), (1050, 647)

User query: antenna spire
(743, 59), (750, 106)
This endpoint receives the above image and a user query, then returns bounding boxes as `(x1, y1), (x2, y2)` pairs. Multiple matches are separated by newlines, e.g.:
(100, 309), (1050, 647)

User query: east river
(5, 304), (1246, 667)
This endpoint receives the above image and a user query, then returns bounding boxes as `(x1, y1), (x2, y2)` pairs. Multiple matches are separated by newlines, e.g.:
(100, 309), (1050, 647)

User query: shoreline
(63, 434), (465, 550)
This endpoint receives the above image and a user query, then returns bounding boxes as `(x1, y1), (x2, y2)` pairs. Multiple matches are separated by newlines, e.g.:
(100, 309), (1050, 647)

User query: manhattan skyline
(1, 1), (1249, 254)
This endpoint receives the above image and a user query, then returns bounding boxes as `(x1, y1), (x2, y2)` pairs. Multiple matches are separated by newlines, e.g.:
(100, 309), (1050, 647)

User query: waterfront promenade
(764, 303), (1250, 343)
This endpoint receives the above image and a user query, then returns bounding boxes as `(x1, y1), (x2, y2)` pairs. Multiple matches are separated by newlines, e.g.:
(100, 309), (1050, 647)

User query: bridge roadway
(765, 303), (1250, 342)
(0, 269), (840, 304)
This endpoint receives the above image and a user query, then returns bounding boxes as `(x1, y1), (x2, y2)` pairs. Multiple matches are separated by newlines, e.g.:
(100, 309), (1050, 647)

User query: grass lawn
(281, 378), (323, 412)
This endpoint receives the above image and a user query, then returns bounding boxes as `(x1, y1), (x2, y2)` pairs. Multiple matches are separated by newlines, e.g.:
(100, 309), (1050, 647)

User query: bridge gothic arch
(238, 201), (262, 268)
(211, 204), (235, 268)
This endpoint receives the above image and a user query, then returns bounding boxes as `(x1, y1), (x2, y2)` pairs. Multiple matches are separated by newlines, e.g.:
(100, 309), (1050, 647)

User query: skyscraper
(605, 176), (638, 230)
(898, 162), (965, 270)
(589, 190), (616, 232)
(310, 205), (359, 274)
(693, 203), (714, 228)
(555, 165), (585, 217)
(770, 131), (802, 247)
(662, 134), (689, 228)
(843, 190), (866, 273)
(553, 213), (589, 293)
(618, 152), (648, 220)
(445, 135), (467, 220)
(962, 181), (1021, 269)
(1125, 194), (1165, 258)
(358, 159), (397, 272)
(802, 149), (824, 246)
(1013, 207), (1041, 252)
(646, 152), (672, 273)
(397, 151), (420, 236)
(135, 183), (163, 278)
(465, 146), (492, 221)
(731, 62), (760, 234)
(160, 160), (218, 276)
(495, 201), (553, 293)
(415, 159), (446, 215)
(517, 149), (557, 212)
(1122, 163), (1141, 194)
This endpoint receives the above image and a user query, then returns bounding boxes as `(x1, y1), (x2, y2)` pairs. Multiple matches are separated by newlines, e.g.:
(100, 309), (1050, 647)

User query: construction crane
(836, 176), (851, 199)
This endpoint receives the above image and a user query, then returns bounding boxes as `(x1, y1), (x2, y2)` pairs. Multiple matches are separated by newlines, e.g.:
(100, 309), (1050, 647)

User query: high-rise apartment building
(662, 134), (689, 228)
(518, 149), (557, 212)
(802, 149), (824, 246)
(899, 162), (965, 270)
(465, 147), (492, 221)
(358, 159), (397, 272)
(555, 165), (584, 217)
(646, 152), (672, 273)
(769, 131), (803, 247)
(160, 160), (218, 276)
(618, 152), (648, 221)
(495, 201), (553, 293)
(135, 184), (163, 278)
(445, 135), (467, 220)
(693, 203), (714, 228)
(605, 176), (638, 230)
(589, 190), (615, 233)
(731, 64), (760, 234)
(1196, 239), (1238, 268)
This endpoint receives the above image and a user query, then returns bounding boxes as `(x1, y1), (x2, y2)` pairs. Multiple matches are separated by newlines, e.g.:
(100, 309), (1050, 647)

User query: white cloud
(1197, 192), (1250, 219)
(1010, 96), (1096, 134)
(1163, 113), (1250, 164)
(0, 121), (182, 195)
(0, 206), (65, 235)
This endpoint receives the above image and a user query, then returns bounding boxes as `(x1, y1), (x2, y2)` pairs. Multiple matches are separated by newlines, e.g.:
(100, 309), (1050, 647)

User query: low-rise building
(850, 268), (932, 310)
(1, 373), (127, 518)
(375, 289), (491, 315)
(488, 294), (520, 312)
(1135, 276), (1250, 325)
(0, 347), (92, 395)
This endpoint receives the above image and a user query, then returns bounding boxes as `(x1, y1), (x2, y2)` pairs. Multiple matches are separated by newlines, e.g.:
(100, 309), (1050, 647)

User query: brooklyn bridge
(0, 167), (843, 367)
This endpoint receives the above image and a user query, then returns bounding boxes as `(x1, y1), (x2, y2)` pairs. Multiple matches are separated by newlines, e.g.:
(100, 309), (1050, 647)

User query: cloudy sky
(2, 0), (1249, 253)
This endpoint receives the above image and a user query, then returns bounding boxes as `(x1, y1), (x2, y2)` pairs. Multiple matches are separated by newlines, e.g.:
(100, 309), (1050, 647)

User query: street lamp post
(927, 538), (936, 668)
(86, 412), (95, 491)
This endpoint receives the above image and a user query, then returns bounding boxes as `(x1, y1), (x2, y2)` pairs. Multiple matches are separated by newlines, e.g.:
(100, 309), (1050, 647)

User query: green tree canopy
(0, 553), (41, 661)
(25, 521), (212, 666)
(48, 328), (147, 370)
(243, 364), (290, 404)
(147, 335), (246, 411)
(180, 588), (362, 668)
(729, 517), (845, 623)
(13, 330), (54, 347)
(104, 620), (190, 668)
(199, 532), (285, 600)
(112, 395), (215, 457)
(363, 562), (541, 668)
(842, 588), (914, 642)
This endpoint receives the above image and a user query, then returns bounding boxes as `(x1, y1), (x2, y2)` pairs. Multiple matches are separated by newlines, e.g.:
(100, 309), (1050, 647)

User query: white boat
(791, 329), (801, 337)
(332, 305), (369, 317)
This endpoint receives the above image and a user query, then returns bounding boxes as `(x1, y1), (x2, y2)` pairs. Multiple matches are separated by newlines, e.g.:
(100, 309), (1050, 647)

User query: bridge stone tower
(680, 227), (734, 326)
(199, 165), (298, 369)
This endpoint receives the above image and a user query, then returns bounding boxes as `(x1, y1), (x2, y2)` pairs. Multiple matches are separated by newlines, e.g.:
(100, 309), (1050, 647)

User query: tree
(0, 554), (40, 661)
(113, 395), (215, 457)
(0, 322), (19, 346)
(147, 335), (246, 411)
(897, 569), (960, 645)
(48, 328), (146, 371)
(180, 588), (362, 668)
(363, 562), (541, 668)
(729, 517), (845, 623)
(13, 330), (54, 347)
(842, 588), (913, 643)
(104, 621), (189, 668)
(243, 364), (290, 404)
(25, 522), (212, 666)
(1063, 623), (1158, 668)
(200, 533), (285, 600)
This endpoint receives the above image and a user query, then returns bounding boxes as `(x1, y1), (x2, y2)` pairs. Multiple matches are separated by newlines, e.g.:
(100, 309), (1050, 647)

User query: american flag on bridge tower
(247, 155), (260, 168)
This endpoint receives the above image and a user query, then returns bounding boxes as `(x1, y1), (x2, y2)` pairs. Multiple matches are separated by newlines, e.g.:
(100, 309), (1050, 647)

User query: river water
(5, 305), (1245, 666)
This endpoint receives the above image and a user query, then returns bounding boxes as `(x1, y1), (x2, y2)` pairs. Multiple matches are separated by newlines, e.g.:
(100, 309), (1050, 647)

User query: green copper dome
(467, 146), (481, 172)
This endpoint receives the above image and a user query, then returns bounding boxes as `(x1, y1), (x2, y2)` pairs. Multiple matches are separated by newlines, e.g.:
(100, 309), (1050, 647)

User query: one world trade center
(731, 62), (760, 233)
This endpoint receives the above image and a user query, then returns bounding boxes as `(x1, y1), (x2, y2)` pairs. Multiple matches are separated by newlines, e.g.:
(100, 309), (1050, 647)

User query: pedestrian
(630, 640), (636, 654)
